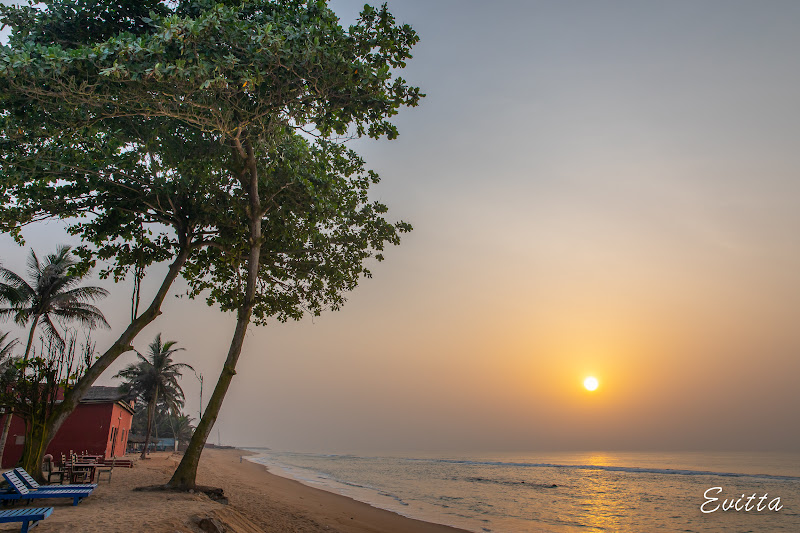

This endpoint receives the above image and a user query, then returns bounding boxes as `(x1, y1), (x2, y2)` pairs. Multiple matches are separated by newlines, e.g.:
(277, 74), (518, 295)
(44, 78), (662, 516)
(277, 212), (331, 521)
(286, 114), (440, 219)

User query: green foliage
(0, 331), (98, 435)
(114, 333), (192, 455)
(1, 0), (420, 137)
(180, 135), (412, 324)
(0, 0), (419, 325)
(0, 0), (421, 484)
(0, 246), (109, 357)
(0, 333), (21, 404)
(1, 0), (168, 47)
(115, 333), (192, 412)
(130, 402), (195, 444)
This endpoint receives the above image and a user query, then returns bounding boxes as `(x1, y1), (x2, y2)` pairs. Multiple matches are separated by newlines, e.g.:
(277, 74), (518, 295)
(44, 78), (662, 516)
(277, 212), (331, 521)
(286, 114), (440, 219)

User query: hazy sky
(2, 1), (800, 453)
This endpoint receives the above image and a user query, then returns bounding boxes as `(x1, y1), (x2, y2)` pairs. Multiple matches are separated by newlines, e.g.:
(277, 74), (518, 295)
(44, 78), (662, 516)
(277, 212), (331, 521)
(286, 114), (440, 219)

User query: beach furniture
(63, 454), (93, 484)
(14, 468), (97, 490)
(95, 458), (115, 483)
(42, 455), (64, 484)
(0, 507), (53, 532)
(104, 457), (134, 468)
(1, 471), (93, 506)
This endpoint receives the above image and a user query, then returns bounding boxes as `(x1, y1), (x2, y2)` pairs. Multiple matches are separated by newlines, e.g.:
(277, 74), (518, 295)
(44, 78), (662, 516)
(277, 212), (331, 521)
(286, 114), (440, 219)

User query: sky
(2, 1), (800, 453)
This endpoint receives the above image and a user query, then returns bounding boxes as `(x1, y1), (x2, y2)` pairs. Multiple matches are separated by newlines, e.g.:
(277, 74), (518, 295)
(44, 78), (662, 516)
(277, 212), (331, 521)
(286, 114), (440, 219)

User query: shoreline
(229, 448), (472, 533)
(0, 448), (471, 532)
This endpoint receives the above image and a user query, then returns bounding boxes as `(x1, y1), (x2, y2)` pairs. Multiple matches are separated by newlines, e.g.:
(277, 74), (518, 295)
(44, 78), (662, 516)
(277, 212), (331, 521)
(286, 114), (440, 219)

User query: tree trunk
(20, 420), (48, 483)
(0, 316), (41, 465)
(22, 315), (40, 361)
(0, 413), (12, 468)
(168, 140), (262, 489)
(141, 389), (158, 460)
(17, 244), (191, 475)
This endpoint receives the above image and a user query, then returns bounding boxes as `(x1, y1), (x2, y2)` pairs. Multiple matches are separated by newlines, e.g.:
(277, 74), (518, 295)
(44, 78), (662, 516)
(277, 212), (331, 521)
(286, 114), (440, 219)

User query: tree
(0, 330), (97, 476)
(0, 245), (108, 360)
(115, 333), (192, 459)
(0, 0), (421, 489)
(0, 246), (108, 467)
(0, 331), (19, 467)
(170, 414), (195, 448)
(0, 0), (228, 473)
(0, 332), (17, 360)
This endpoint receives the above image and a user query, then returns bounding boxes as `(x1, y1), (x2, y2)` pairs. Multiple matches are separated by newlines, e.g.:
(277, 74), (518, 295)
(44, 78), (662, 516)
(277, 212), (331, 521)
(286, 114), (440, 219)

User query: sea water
(245, 450), (800, 532)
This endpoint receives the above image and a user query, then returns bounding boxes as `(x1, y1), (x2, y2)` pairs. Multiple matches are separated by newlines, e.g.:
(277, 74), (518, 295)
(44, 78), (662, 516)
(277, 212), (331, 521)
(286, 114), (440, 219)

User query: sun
(583, 376), (599, 391)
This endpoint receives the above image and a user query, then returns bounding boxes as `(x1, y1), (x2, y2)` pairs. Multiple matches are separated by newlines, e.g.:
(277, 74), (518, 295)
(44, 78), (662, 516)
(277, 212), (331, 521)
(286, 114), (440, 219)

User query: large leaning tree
(0, 0), (421, 487)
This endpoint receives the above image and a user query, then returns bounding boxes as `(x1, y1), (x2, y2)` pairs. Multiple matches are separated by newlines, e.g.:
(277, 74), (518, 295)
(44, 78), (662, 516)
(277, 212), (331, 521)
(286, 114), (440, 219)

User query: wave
(406, 458), (800, 482)
(248, 455), (410, 507)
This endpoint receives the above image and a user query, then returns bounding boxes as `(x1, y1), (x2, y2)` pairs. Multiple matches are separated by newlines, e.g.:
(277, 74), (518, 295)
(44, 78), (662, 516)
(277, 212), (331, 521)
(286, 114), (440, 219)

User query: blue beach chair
(0, 507), (53, 532)
(1, 471), (92, 506)
(13, 468), (97, 490)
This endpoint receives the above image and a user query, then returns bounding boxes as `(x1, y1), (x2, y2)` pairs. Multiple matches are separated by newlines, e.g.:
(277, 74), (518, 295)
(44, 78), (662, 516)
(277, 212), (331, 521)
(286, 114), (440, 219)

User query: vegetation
(0, 331), (19, 467)
(0, 331), (18, 359)
(129, 402), (196, 451)
(0, 246), (108, 360)
(0, 331), (97, 480)
(0, 0), (421, 489)
(0, 246), (108, 472)
(115, 334), (192, 459)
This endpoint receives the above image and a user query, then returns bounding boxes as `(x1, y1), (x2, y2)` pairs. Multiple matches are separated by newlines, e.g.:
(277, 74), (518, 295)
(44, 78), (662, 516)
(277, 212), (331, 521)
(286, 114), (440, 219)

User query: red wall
(104, 402), (133, 458)
(1, 401), (133, 468)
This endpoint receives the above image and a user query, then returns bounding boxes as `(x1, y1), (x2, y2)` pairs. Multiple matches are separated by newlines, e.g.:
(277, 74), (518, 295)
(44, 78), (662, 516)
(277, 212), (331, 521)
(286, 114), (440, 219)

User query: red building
(1, 386), (134, 468)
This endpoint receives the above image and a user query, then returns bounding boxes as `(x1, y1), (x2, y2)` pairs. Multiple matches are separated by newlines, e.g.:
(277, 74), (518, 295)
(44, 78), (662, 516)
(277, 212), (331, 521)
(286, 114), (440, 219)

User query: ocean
(245, 450), (800, 532)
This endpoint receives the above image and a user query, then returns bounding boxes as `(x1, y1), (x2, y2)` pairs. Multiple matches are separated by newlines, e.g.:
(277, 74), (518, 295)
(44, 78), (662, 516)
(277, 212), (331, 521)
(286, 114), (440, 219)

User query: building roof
(80, 386), (136, 414)
(81, 386), (127, 403)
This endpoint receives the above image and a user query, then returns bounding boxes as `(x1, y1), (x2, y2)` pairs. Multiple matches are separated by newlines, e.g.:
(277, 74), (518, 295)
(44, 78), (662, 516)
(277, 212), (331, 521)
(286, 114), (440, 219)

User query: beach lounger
(0, 507), (53, 532)
(14, 468), (97, 490)
(1, 472), (93, 506)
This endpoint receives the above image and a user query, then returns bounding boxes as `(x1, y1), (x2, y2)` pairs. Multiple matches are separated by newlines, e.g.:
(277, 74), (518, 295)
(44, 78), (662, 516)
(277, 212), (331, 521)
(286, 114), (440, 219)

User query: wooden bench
(0, 507), (53, 532)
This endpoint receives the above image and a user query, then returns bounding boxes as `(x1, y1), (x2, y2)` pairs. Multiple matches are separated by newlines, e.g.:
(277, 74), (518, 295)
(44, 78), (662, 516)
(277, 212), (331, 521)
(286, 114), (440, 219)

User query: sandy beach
(0, 449), (470, 532)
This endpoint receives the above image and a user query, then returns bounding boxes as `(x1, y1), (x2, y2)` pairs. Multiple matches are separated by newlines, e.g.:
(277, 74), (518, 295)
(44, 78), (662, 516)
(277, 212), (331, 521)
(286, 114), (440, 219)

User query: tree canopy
(0, 0), (421, 487)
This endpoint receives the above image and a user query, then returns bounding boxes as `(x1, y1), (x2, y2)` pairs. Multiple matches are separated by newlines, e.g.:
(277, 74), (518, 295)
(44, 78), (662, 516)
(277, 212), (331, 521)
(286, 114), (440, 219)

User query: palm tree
(0, 245), (109, 360)
(0, 332), (17, 360)
(169, 413), (196, 449)
(115, 334), (193, 459)
(0, 246), (109, 464)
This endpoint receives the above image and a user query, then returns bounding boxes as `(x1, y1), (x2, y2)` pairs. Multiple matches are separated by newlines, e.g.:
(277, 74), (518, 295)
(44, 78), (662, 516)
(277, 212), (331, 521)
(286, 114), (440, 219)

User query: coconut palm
(169, 413), (196, 448)
(0, 245), (109, 360)
(115, 334), (193, 459)
(0, 332), (17, 360)
(0, 246), (109, 464)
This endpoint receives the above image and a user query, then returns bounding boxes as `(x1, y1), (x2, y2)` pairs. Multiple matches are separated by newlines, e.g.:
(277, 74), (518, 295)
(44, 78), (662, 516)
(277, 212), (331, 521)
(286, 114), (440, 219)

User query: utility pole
(192, 370), (203, 420)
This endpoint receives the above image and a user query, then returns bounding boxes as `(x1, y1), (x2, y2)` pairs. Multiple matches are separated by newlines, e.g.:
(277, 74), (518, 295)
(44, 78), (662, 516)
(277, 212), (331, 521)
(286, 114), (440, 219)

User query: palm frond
(56, 286), (110, 303)
(40, 316), (65, 347)
(0, 268), (35, 301)
(51, 303), (110, 330)
(0, 332), (19, 358)
(114, 334), (191, 428)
